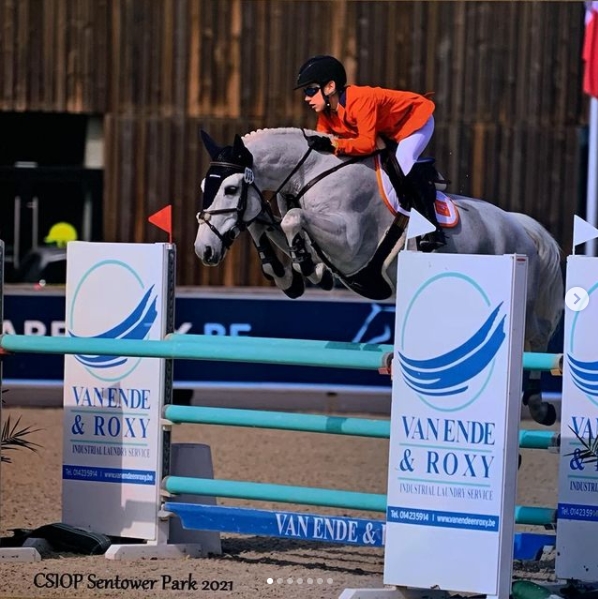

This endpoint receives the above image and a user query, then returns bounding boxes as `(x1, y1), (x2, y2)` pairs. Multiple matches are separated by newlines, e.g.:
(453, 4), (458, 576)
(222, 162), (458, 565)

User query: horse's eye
(224, 185), (238, 195)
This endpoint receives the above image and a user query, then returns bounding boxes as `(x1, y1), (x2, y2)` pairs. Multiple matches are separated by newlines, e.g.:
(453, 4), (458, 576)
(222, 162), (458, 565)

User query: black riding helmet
(294, 55), (347, 91)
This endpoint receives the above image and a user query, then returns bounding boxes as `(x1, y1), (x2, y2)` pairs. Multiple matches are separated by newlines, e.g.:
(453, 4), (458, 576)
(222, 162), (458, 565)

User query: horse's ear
(233, 134), (253, 167)
(200, 130), (222, 160)
(233, 134), (246, 152)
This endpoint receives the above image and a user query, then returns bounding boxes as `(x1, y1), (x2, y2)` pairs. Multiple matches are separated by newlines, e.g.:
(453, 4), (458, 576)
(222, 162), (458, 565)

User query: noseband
(196, 162), (266, 250)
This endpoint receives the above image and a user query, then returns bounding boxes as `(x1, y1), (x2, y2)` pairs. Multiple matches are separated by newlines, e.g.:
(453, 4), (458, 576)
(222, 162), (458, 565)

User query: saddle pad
(374, 155), (460, 228)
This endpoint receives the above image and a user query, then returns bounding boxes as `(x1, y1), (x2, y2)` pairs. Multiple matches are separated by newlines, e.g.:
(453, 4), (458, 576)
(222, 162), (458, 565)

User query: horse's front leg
(280, 208), (334, 290)
(247, 223), (305, 299)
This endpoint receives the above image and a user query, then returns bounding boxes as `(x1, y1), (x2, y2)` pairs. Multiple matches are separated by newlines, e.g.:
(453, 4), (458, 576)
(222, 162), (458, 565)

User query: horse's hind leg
(522, 315), (557, 426)
(280, 208), (334, 291)
(248, 224), (305, 299)
(522, 365), (557, 426)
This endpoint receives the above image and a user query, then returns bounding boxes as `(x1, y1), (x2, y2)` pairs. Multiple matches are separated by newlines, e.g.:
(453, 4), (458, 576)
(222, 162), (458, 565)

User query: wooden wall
(0, 0), (589, 286)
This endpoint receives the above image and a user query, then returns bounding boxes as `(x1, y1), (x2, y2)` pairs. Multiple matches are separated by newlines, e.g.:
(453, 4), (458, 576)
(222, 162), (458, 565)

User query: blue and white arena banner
(384, 252), (527, 597)
(62, 242), (173, 541)
(557, 255), (598, 581)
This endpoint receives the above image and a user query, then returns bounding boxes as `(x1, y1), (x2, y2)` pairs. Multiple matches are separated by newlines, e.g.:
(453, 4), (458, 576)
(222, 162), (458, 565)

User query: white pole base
(339, 588), (451, 599)
(0, 547), (42, 562)
(105, 542), (204, 560)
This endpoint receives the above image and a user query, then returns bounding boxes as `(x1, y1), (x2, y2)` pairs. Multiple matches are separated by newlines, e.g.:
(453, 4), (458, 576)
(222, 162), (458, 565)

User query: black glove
(307, 135), (335, 153)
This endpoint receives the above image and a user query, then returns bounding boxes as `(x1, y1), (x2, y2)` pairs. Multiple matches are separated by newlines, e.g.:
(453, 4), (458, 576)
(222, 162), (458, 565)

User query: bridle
(196, 133), (377, 250)
(195, 164), (267, 250)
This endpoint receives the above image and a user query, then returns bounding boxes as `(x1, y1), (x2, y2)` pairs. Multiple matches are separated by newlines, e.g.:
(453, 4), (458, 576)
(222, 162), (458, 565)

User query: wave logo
(68, 260), (158, 382)
(567, 282), (598, 405)
(398, 272), (506, 411)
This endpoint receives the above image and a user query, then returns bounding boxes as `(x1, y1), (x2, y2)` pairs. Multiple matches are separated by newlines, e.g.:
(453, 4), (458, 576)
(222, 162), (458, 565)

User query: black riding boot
(406, 169), (446, 252)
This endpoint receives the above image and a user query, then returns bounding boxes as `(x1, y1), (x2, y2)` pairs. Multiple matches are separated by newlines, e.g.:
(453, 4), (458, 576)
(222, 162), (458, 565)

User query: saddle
(330, 149), (458, 300)
(378, 145), (458, 228)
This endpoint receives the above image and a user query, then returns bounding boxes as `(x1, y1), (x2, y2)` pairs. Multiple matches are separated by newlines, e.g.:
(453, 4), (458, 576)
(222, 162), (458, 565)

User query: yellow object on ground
(44, 222), (78, 247)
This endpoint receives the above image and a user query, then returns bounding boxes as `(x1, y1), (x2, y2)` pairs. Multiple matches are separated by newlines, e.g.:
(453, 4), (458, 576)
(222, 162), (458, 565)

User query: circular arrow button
(565, 287), (590, 312)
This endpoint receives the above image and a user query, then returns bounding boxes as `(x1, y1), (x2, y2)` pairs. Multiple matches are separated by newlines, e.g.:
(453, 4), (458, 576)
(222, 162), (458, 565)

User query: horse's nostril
(204, 246), (213, 262)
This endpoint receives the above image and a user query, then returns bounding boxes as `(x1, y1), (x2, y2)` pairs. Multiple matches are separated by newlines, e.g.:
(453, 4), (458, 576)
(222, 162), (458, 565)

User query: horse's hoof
(318, 269), (334, 291)
(529, 401), (557, 426)
(282, 270), (305, 299)
(540, 403), (557, 426)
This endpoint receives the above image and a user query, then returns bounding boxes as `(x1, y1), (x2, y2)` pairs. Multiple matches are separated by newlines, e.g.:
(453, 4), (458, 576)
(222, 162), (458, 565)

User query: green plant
(1, 391), (41, 463)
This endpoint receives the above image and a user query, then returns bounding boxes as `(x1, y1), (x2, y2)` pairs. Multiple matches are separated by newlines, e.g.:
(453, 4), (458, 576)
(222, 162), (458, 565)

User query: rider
(294, 54), (446, 252)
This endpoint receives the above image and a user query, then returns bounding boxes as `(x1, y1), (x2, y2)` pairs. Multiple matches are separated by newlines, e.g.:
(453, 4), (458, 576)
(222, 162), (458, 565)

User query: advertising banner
(556, 255), (598, 580)
(62, 242), (172, 540)
(384, 253), (527, 596)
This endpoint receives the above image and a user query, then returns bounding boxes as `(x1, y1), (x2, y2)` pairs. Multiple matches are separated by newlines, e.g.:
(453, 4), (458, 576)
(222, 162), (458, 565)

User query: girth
(309, 213), (409, 301)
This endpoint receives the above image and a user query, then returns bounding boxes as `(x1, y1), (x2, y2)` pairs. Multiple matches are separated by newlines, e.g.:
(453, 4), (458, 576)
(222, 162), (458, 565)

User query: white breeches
(395, 116), (435, 176)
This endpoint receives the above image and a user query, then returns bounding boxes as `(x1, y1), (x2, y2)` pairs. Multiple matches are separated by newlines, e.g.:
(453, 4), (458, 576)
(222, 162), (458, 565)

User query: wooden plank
(109, 0), (121, 111)
(226, 0), (240, 119)
(28, 0), (43, 109)
(187, 0), (201, 116)
(40, 0), (60, 110)
(133, 117), (148, 241)
(15, 0), (28, 110)
(93, 0), (109, 112)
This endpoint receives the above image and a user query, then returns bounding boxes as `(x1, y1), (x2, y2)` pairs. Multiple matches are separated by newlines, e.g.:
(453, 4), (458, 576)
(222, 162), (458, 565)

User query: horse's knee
(281, 208), (304, 239)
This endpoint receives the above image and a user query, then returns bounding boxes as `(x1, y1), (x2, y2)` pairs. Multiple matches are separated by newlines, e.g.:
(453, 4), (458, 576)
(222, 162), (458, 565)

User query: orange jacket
(316, 85), (435, 156)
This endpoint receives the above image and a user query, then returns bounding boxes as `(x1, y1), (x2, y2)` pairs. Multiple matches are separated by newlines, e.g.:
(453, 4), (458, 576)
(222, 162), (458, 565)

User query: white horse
(194, 127), (564, 426)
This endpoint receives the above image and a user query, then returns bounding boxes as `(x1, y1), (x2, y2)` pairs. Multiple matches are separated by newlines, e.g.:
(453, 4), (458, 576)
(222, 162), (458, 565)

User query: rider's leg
(396, 117), (446, 252)
(405, 165), (446, 252)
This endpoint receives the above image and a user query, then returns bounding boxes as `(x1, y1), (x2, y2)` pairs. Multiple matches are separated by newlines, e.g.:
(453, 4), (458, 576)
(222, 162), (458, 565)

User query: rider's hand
(307, 135), (335, 153)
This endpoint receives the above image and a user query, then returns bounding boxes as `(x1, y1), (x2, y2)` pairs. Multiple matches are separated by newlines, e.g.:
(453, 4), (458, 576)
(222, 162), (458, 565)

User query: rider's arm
(333, 93), (379, 156)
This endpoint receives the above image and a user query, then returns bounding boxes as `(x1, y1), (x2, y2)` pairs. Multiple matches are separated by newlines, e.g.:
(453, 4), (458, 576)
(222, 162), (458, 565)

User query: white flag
(406, 209), (436, 241)
(573, 214), (598, 251)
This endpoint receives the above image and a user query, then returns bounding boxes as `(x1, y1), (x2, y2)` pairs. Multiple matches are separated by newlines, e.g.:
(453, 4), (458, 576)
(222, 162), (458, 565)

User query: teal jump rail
(0, 334), (390, 371)
(163, 405), (560, 450)
(162, 476), (557, 525)
(167, 334), (563, 374)
(163, 476), (387, 512)
(0, 333), (563, 373)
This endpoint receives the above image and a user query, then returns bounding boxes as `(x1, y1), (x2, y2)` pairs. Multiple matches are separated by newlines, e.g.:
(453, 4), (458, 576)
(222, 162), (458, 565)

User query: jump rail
(163, 405), (560, 450)
(161, 477), (557, 526)
(0, 333), (564, 373)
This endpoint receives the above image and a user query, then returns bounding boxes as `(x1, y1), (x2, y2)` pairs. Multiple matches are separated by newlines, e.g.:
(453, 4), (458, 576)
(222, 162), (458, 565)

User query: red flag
(584, 1), (598, 98)
(148, 205), (173, 242)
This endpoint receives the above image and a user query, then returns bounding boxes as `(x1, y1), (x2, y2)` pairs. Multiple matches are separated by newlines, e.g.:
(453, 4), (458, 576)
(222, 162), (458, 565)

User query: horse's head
(195, 131), (264, 265)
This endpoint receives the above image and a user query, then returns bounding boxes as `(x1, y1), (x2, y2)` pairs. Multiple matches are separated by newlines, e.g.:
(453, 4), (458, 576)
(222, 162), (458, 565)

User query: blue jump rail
(163, 502), (556, 559)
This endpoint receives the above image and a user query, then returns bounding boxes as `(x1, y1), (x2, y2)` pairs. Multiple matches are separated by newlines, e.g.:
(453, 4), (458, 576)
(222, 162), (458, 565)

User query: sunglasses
(303, 86), (321, 98)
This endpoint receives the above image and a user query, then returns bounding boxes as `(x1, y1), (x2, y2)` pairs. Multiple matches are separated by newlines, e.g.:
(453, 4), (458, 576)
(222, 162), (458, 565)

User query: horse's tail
(512, 213), (564, 344)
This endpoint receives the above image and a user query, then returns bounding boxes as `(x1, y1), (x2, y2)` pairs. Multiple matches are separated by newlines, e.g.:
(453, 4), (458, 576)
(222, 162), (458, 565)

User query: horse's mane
(242, 127), (318, 142)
